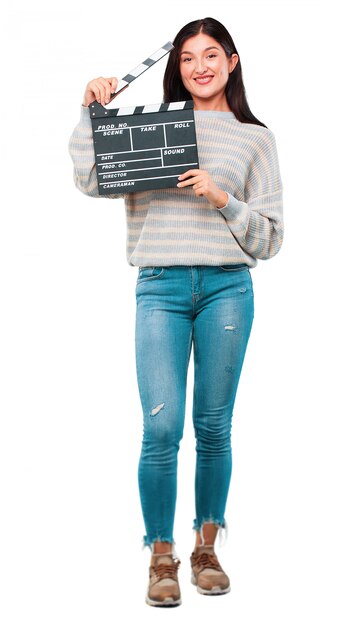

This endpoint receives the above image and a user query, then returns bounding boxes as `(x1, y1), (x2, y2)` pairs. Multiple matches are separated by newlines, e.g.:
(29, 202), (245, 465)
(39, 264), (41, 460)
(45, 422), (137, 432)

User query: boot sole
(191, 572), (231, 595)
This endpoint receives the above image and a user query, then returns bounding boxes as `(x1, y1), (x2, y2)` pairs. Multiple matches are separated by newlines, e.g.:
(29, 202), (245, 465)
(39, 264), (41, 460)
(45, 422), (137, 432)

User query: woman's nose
(195, 64), (207, 74)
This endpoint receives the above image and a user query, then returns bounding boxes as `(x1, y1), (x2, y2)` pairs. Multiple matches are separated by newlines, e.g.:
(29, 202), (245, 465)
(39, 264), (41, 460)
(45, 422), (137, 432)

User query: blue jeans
(135, 264), (254, 552)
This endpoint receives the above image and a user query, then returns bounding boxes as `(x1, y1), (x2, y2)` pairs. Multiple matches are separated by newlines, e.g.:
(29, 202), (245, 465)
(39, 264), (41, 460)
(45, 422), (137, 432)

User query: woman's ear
(229, 53), (238, 73)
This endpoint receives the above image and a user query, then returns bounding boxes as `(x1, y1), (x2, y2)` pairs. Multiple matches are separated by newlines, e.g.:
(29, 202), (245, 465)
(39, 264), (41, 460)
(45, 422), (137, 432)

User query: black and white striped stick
(90, 99), (194, 118)
(104, 41), (174, 109)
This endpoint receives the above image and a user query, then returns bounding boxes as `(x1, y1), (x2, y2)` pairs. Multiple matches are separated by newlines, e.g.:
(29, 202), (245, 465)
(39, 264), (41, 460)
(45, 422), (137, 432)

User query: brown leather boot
(190, 544), (231, 595)
(146, 552), (182, 607)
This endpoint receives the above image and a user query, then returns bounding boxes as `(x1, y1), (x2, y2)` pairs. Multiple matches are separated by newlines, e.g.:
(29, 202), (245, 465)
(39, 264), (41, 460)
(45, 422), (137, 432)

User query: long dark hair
(163, 17), (267, 128)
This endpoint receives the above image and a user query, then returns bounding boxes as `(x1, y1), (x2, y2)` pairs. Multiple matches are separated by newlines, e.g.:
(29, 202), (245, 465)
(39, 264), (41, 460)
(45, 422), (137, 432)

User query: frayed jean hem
(192, 517), (229, 547)
(141, 535), (178, 556)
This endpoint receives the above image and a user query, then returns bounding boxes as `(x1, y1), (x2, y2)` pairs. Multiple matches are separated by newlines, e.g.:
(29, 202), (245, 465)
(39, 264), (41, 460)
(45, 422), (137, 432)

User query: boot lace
(192, 552), (223, 571)
(151, 559), (181, 581)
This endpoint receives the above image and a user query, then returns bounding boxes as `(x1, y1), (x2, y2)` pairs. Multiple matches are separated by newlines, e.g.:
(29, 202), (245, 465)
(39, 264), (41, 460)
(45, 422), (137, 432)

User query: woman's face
(179, 32), (238, 109)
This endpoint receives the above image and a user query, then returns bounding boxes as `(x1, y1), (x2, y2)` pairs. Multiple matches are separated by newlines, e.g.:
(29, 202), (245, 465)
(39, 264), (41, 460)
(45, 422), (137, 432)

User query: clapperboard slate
(89, 99), (199, 194)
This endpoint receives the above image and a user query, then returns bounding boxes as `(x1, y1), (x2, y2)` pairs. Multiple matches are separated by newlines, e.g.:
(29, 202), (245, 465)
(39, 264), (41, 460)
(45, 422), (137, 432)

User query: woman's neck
(192, 95), (232, 113)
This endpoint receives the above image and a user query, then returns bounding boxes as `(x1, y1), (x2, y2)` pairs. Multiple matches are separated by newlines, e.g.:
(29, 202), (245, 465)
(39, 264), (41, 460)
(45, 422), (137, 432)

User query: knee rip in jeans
(150, 402), (165, 417)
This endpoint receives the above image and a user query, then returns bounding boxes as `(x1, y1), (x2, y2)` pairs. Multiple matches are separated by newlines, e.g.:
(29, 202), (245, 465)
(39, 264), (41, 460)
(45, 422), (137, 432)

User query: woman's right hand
(82, 77), (119, 107)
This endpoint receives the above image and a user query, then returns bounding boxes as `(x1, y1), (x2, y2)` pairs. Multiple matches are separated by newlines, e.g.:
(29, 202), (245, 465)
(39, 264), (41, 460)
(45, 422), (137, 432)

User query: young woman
(68, 16), (284, 608)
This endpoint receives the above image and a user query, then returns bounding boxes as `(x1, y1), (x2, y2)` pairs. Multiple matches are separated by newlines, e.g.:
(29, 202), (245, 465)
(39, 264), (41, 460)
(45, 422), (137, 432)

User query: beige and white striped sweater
(68, 105), (284, 268)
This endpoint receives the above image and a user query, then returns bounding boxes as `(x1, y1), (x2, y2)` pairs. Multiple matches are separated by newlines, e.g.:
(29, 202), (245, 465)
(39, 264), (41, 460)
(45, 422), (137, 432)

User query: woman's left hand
(176, 169), (228, 209)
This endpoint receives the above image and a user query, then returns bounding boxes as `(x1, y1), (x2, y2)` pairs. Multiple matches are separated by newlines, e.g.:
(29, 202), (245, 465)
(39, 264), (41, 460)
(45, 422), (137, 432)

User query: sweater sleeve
(68, 105), (126, 200)
(217, 129), (284, 260)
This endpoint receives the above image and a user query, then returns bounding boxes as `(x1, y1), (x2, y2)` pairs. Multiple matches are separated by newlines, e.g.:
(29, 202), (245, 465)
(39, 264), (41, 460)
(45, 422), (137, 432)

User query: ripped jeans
(135, 264), (254, 553)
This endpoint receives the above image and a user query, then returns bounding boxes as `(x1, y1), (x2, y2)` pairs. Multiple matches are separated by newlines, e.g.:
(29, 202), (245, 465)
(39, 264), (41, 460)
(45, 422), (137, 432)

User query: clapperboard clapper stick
(89, 42), (200, 194)
(104, 41), (175, 108)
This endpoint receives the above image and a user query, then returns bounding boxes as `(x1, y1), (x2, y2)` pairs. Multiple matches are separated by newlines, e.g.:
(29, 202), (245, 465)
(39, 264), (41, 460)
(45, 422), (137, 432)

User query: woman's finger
(178, 169), (201, 180)
(177, 174), (203, 187)
(95, 78), (110, 103)
(108, 77), (118, 94)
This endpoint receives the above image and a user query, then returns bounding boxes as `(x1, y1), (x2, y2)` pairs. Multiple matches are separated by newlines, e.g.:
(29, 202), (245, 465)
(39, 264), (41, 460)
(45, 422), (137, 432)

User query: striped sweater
(68, 105), (284, 268)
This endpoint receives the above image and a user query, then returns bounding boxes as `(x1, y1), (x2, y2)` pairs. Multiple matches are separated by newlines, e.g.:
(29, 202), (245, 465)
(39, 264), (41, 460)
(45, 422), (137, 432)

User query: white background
(1, 0), (352, 623)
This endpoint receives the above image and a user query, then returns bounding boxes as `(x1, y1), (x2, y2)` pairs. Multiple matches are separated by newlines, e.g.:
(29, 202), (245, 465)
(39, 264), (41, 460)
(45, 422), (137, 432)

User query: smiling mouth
(194, 76), (214, 84)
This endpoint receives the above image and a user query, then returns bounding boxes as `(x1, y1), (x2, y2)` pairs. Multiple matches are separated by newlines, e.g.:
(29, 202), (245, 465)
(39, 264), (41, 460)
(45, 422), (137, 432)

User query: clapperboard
(89, 42), (199, 194)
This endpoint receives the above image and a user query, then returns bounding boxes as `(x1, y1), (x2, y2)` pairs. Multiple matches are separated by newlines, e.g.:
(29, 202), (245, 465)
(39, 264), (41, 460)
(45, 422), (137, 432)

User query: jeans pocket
(219, 263), (249, 272)
(136, 266), (165, 283)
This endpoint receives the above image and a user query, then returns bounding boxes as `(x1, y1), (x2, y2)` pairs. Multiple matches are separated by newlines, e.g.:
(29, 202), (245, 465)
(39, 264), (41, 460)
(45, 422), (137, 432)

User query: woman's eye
(181, 54), (217, 62)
